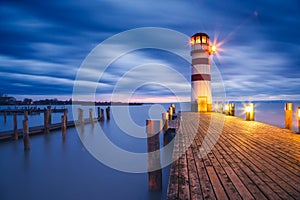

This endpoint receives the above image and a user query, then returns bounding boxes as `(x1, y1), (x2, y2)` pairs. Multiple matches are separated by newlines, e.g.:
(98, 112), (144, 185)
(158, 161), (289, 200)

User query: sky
(1, 0), (300, 102)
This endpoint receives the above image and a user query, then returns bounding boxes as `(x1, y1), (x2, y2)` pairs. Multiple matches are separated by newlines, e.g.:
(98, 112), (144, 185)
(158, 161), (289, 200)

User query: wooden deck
(167, 112), (300, 200)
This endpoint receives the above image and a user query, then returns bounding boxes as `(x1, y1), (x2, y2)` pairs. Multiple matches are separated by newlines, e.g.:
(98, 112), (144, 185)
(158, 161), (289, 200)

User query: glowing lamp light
(245, 105), (251, 113)
(211, 45), (217, 52)
(298, 107), (300, 118)
(225, 104), (229, 111)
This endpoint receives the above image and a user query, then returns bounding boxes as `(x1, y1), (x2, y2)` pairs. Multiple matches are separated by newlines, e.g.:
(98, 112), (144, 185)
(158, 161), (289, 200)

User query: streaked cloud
(0, 0), (299, 101)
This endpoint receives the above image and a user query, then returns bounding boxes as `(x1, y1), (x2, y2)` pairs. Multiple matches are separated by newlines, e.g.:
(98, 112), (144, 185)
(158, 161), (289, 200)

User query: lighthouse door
(198, 96), (207, 112)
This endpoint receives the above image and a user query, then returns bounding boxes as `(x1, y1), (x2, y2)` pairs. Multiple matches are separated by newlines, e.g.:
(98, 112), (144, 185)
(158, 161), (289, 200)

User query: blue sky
(1, 0), (300, 102)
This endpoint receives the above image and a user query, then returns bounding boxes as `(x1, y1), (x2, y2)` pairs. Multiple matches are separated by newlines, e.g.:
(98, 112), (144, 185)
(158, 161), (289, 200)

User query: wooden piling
(100, 109), (104, 121)
(78, 108), (84, 125)
(285, 103), (293, 130)
(230, 103), (235, 116)
(22, 119), (30, 150)
(168, 107), (173, 120)
(64, 109), (68, 124)
(89, 108), (94, 127)
(162, 113), (170, 147)
(24, 111), (28, 120)
(47, 106), (52, 125)
(171, 104), (176, 114)
(106, 107), (110, 120)
(4, 111), (6, 123)
(61, 115), (66, 138)
(146, 119), (162, 191)
(162, 112), (169, 132)
(97, 107), (101, 120)
(13, 114), (18, 140)
(44, 111), (49, 133)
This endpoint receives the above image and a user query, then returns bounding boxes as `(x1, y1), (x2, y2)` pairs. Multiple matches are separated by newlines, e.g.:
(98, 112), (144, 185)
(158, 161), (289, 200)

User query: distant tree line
(0, 94), (142, 106)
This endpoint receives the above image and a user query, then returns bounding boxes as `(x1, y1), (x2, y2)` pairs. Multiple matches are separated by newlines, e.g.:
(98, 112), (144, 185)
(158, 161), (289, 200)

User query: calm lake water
(0, 101), (299, 200)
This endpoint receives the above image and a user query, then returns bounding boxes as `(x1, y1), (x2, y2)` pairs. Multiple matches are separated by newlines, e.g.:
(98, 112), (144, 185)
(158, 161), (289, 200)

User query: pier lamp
(245, 105), (251, 121)
(245, 103), (254, 121)
(225, 104), (230, 116)
(285, 103), (293, 130)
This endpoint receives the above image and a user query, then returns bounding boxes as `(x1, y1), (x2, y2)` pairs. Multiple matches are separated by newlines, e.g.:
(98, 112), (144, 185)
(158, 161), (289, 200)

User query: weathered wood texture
(167, 112), (300, 200)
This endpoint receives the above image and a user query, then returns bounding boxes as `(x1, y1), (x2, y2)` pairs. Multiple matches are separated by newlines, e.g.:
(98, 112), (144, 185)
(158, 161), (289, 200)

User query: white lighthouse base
(191, 100), (212, 112)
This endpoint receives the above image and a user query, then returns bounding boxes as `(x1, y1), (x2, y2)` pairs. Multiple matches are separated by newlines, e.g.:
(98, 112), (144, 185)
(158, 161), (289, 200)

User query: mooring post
(64, 109), (68, 124)
(22, 119), (30, 150)
(13, 114), (18, 140)
(78, 108), (84, 125)
(162, 112), (169, 132)
(146, 119), (162, 191)
(44, 110), (49, 133)
(4, 111), (7, 123)
(97, 107), (101, 120)
(171, 104), (176, 114)
(285, 103), (293, 130)
(230, 103), (235, 116)
(106, 107), (110, 120)
(162, 113), (171, 147)
(168, 107), (173, 120)
(89, 108), (94, 127)
(100, 109), (104, 121)
(24, 111), (28, 120)
(47, 106), (52, 125)
(61, 115), (66, 138)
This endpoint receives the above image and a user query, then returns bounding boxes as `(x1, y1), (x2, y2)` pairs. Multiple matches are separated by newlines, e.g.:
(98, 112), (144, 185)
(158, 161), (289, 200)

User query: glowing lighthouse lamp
(190, 33), (216, 112)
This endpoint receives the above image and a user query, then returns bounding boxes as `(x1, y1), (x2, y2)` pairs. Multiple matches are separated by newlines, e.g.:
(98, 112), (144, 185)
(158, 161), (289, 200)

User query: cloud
(0, 0), (299, 101)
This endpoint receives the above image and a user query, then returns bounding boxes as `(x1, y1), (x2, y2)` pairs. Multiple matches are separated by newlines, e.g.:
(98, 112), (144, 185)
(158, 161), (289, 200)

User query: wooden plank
(167, 112), (300, 200)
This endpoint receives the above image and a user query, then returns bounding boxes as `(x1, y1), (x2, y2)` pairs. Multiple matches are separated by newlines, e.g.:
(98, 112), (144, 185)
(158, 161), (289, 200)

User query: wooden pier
(0, 107), (110, 141)
(167, 112), (300, 199)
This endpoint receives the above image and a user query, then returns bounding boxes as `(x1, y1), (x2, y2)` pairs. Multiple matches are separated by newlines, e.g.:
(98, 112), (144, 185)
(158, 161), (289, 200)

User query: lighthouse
(190, 33), (215, 112)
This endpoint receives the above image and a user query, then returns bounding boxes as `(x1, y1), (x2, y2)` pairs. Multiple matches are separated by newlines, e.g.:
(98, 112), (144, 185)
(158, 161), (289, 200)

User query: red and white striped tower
(190, 33), (215, 112)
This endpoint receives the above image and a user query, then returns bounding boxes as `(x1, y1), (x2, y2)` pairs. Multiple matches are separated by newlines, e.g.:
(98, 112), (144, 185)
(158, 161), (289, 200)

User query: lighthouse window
(202, 36), (207, 44)
(196, 36), (200, 44)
